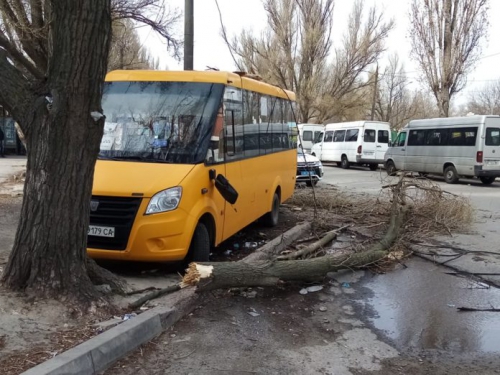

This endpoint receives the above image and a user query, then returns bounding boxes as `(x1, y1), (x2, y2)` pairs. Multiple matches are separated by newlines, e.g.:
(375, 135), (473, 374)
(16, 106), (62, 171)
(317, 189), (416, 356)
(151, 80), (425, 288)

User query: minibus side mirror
(214, 174), (239, 204)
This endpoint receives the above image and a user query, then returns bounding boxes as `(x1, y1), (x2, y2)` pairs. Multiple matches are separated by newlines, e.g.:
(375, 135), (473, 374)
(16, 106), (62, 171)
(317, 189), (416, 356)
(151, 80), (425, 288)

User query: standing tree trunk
(1, 0), (112, 306)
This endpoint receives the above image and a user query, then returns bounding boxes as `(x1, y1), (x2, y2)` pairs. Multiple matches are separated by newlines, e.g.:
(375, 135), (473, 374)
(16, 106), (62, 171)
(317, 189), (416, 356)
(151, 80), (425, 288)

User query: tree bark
(183, 250), (388, 292)
(1, 0), (112, 306)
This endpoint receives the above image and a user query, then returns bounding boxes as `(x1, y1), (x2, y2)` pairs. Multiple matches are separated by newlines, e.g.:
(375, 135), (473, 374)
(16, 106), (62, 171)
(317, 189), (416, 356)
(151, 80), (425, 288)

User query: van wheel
(336, 162), (342, 167)
(306, 180), (318, 187)
(262, 192), (280, 227)
(341, 156), (350, 169)
(386, 161), (396, 176)
(480, 176), (496, 185)
(369, 164), (378, 171)
(444, 166), (459, 184)
(188, 223), (210, 262)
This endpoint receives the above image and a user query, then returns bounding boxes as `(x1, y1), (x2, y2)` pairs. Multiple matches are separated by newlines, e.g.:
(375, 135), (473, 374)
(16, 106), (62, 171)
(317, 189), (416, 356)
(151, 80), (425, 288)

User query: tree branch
(0, 48), (33, 123)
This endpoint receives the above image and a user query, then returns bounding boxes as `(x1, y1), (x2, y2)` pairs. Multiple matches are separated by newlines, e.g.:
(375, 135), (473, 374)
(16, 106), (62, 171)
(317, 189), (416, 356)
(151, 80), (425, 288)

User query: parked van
(384, 115), (500, 184)
(297, 123), (324, 152)
(310, 121), (391, 170)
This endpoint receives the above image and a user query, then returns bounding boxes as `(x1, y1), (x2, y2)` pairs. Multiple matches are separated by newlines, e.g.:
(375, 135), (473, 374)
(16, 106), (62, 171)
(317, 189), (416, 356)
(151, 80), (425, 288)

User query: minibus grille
(87, 196), (142, 250)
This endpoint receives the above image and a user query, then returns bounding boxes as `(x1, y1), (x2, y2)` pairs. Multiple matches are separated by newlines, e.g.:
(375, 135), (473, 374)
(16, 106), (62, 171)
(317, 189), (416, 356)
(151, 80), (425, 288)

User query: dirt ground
(1, 178), (497, 374)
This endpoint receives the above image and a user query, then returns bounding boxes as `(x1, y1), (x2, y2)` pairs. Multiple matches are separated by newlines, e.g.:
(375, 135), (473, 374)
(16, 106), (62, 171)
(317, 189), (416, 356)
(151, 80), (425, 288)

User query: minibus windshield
(99, 81), (224, 164)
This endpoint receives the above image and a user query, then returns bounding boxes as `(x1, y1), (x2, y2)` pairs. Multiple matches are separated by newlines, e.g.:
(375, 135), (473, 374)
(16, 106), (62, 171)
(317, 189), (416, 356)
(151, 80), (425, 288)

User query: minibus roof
(324, 121), (390, 129)
(406, 115), (499, 128)
(105, 70), (296, 101)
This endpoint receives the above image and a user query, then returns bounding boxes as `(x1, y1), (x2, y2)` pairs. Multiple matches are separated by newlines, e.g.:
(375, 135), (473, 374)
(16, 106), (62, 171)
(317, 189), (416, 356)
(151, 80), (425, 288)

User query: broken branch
(277, 225), (350, 260)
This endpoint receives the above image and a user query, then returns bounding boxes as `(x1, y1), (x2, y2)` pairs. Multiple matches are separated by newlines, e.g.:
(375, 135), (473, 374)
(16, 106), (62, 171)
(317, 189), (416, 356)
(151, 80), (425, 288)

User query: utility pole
(370, 64), (379, 121)
(184, 0), (194, 70)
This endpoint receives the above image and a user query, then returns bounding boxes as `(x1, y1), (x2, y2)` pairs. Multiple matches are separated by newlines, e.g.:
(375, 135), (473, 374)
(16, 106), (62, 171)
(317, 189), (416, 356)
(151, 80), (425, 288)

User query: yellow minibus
(87, 70), (297, 262)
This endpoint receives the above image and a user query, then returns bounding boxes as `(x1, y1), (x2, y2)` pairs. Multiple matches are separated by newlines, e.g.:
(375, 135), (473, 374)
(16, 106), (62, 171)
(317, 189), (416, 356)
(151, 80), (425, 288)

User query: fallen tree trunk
(182, 250), (387, 292)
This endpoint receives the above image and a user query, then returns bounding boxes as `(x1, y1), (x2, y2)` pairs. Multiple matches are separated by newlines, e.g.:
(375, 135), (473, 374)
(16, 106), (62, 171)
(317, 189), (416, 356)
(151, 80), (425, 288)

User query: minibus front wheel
(188, 222), (210, 262)
(385, 160), (396, 176)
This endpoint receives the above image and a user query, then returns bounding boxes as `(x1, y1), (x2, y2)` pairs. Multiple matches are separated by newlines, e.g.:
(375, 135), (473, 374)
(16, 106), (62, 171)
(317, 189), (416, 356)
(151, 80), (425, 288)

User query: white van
(297, 123), (324, 153)
(384, 115), (500, 184)
(310, 121), (391, 170)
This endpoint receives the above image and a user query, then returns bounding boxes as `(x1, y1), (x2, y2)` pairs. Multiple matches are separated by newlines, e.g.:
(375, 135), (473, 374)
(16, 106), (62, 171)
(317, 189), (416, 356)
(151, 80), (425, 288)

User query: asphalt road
(320, 164), (500, 212)
(320, 164), (500, 286)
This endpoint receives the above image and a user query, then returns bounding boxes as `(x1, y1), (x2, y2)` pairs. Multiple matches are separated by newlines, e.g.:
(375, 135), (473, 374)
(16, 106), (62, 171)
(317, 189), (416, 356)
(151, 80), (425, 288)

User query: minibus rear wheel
(341, 155), (350, 169)
(189, 223), (210, 262)
(369, 164), (378, 171)
(480, 176), (496, 185)
(444, 165), (459, 184)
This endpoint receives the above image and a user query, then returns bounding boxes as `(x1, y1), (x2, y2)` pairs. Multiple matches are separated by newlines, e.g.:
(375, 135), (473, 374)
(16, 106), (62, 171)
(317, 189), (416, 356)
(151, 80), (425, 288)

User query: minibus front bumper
(87, 197), (193, 262)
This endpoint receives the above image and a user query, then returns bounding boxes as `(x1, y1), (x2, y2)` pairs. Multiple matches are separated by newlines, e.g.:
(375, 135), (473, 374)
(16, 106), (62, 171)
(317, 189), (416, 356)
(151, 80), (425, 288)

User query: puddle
(361, 257), (500, 353)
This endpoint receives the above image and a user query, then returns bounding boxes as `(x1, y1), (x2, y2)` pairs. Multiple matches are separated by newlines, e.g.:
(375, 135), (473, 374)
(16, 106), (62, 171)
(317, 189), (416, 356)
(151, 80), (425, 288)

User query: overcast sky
(138, 0), (500, 105)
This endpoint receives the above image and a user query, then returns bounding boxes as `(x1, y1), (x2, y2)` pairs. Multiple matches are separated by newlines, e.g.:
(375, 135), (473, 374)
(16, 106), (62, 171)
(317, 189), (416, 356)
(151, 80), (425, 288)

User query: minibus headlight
(146, 187), (182, 214)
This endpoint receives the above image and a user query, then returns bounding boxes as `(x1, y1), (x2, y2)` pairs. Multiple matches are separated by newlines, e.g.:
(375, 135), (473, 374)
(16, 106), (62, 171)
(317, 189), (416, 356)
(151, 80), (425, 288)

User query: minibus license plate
(301, 171), (313, 176)
(88, 225), (115, 238)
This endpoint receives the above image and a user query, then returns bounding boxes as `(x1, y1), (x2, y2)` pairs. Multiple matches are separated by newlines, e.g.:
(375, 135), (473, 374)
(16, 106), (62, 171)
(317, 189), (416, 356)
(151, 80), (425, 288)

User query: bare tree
(373, 54), (421, 129)
(464, 79), (500, 115)
(227, 0), (334, 123)
(409, 0), (489, 117)
(317, 1), (394, 123)
(0, 1), (179, 307)
(108, 19), (159, 71)
(224, 0), (393, 124)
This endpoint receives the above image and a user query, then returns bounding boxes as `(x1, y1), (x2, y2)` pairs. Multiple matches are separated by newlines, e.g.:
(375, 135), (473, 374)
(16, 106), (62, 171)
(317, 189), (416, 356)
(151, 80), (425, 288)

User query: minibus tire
(480, 176), (496, 185)
(189, 223), (210, 262)
(369, 164), (378, 171)
(444, 166), (459, 184)
(341, 156), (350, 169)
(385, 161), (396, 176)
(262, 193), (280, 227)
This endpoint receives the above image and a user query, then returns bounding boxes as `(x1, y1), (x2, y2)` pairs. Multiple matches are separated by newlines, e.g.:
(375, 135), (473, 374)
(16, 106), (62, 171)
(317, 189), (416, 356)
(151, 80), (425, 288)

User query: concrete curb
(21, 288), (198, 375)
(21, 221), (312, 375)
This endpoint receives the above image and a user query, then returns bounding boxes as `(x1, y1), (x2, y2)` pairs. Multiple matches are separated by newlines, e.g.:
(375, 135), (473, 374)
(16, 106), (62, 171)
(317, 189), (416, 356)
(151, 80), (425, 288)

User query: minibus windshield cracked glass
(99, 81), (224, 164)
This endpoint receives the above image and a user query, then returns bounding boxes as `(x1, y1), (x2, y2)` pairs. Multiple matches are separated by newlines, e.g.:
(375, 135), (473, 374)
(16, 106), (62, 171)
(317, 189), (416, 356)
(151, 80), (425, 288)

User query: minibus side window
(334, 130), (346, 142)
(324, 131), (334, 142)
(396, 132), (407, 147)
(345, 129), (359, 142)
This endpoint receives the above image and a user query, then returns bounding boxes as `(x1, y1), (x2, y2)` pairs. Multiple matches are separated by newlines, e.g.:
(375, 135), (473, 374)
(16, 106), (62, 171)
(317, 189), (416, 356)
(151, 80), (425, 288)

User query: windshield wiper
(109, 156), (145, 161)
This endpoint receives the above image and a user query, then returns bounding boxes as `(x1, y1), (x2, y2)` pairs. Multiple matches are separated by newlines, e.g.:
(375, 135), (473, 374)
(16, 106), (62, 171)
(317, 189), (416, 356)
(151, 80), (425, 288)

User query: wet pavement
(359, 257), (500, 354)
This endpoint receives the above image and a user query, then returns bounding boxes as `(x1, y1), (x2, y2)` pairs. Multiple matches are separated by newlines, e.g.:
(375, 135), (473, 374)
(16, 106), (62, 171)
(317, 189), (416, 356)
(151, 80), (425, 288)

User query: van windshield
(99, 81), (224, 164)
